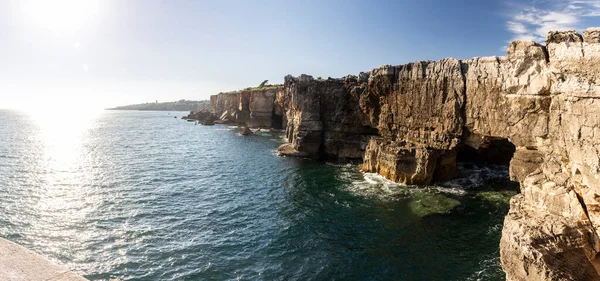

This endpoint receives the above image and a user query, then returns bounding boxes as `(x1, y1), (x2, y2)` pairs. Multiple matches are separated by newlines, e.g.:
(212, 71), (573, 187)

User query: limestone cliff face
(210, 86), (283, 127)
(359, 59), (465, 184)
(210, 28), (600, 281)
(277, 75), (376, 161)
(498, 29), (600, 281)
(210, 92), (239, 118)
(491, 30), (600, 281)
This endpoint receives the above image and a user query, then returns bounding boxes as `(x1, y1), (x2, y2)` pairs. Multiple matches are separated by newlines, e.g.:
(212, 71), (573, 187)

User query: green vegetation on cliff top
(241, 84), (283, 91)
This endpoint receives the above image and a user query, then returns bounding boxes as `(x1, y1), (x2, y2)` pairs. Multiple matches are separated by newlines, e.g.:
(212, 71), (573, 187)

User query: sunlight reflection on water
(21, 109), (105, 269)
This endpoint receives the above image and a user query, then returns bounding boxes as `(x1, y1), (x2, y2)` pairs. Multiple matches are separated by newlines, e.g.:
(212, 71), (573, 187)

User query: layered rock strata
(210, 86), (284, 127)
(277, 75), (378, 161)
(208, 28), (600, 280)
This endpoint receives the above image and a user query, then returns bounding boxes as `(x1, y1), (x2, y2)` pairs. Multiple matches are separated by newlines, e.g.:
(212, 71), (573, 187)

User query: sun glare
(19, 0), (102, 36)
(27, 104), (103, 170)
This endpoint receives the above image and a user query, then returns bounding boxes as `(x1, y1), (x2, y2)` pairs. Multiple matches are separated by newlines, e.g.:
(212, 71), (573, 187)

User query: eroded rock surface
(181, 110), (217, 125)
(277, 75), (377, 161)
(210, 86), (284, 127)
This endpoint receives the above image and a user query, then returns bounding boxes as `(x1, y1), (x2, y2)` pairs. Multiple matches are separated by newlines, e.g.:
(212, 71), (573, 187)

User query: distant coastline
(107, 100), (210, 112)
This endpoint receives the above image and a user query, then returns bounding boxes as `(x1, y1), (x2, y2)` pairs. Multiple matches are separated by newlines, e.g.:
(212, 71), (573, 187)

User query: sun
(19, 0), (102, 36)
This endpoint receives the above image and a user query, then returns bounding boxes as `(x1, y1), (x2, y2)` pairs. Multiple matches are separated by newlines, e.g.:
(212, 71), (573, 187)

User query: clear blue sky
(0, 0), (599, 109)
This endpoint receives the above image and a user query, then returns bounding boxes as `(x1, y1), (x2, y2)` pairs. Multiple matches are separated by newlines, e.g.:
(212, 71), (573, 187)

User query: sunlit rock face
(210, 86), (284, 127)
(246, 88), (278, 128)
(497, 28), (600, 281)
(210, 92), (240, 117)
(365, 59), (465, 150)
(354, 59), (464, 183)
(361, 137), (457, 185)
(463, 29), (600, 281)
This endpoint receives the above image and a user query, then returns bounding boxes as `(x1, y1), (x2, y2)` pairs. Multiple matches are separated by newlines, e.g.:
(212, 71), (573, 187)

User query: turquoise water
(0, 110), (515, 281)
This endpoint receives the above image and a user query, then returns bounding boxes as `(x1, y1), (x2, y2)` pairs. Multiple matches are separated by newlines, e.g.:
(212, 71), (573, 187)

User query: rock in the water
(476, 190), (517, 205)
(277, 143), (310, 158)
(408, 193), (461, 217)
(239, 126), (253, 136)
(200, 119), (215, 126)
(361, 137), (450, 185)
(182, 110), (218, 125)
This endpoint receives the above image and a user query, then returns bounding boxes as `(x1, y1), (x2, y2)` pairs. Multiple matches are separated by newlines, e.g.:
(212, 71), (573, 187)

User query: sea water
(0, 110), (516, 280)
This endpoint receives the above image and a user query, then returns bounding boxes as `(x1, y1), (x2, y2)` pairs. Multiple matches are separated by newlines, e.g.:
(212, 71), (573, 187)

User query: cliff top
(217, 84), (284, 95)
(281, 28), (600, 85)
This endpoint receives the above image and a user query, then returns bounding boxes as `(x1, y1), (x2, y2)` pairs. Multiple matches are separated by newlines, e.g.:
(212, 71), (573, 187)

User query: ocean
(0, 109), (515, 280)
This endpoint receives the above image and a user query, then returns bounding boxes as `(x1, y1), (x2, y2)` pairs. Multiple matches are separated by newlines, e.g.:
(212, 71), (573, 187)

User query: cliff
(210, 86), (284, 128)
(210, 28), (600, 280)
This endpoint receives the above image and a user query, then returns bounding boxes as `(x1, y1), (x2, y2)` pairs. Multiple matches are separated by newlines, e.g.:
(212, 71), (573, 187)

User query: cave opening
(271, 113), (283, 130)
(449, 134), (519, 190)
(457, 136), (516, 166)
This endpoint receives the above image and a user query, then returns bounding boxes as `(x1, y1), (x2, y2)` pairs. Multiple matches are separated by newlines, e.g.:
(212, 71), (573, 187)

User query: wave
(439, 162), (512, 189)
(465, 253), (503, 281)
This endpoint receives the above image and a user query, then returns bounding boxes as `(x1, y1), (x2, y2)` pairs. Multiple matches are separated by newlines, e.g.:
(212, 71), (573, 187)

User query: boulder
(546, 30), (583, 44)
(361, 137), (456, 185)
(277, 143), (310, 158)
(584, 27), (600, 43)
(239, 126), (253, 136)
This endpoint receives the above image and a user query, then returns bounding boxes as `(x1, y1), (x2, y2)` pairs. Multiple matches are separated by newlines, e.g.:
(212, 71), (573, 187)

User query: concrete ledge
(0, 238), (87, 281)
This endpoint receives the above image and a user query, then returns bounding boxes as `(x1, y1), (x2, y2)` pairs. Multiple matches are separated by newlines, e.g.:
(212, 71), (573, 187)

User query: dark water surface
(0, 110), (514, 280)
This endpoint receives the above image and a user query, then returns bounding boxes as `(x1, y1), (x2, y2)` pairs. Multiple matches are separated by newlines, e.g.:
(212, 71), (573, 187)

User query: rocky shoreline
(185, 28), (600, 280)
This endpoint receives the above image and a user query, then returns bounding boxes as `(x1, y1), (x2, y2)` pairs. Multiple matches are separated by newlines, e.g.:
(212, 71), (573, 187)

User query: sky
(0, 0), (599, 110)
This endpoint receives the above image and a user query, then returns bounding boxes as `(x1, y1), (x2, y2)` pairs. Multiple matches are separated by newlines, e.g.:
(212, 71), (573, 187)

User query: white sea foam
(346, 170), (469, 201)
(430, 186), (468, 196)
(332, 161), (512, 206)
(439, 163), (511, 189)
(487, 223), (503, 235)
(363, 172), (400, 186)
(216, 126), (236, 131)
(341, 170), (411, 201)
(465, 254), (503, 281)
(364, 175), (378, 185)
